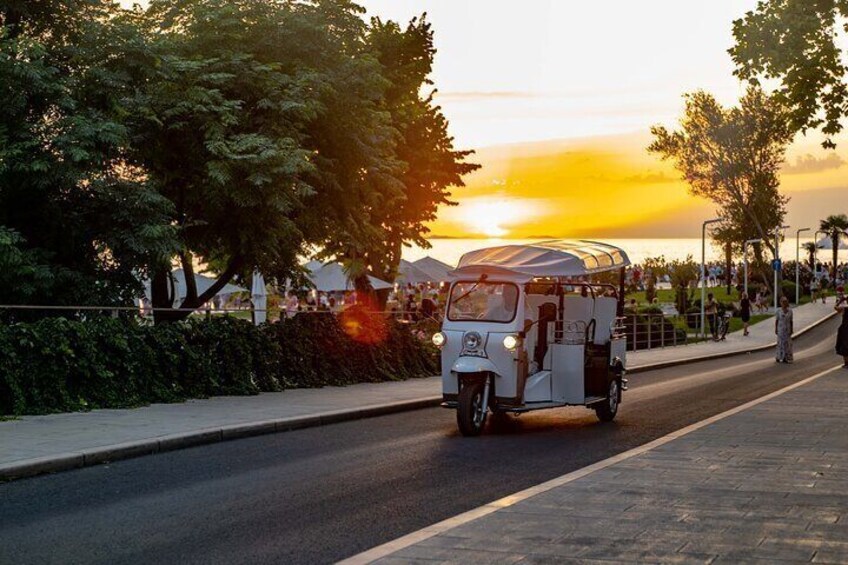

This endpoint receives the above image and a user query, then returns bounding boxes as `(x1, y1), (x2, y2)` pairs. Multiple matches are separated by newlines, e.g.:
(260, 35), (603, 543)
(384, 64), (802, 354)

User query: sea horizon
(403, 237), (847, 268)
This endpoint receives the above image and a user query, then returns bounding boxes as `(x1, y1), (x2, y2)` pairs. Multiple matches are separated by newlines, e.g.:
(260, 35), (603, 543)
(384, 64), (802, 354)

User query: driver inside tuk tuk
(484, 284), (518, 321)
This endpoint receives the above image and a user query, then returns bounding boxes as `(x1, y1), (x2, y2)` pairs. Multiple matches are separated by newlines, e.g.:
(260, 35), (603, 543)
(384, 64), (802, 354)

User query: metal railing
(624, 312), (699, 351)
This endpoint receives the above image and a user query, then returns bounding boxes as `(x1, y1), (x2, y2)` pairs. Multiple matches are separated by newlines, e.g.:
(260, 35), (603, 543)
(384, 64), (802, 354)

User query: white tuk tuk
(432, 240), (630, 436)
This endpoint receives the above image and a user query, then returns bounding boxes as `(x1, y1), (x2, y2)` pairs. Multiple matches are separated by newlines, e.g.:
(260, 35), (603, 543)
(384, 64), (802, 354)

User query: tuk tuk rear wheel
(457, 380), (487, 436)
(594, 379), (620, 423)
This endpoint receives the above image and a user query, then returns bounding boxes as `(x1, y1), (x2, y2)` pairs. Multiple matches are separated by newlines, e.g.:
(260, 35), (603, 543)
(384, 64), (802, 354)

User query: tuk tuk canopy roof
(453, 240), (630, 279)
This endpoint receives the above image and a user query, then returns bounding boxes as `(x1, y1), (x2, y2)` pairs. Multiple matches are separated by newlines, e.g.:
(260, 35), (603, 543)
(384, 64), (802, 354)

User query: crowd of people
(278, 282), (449, 321)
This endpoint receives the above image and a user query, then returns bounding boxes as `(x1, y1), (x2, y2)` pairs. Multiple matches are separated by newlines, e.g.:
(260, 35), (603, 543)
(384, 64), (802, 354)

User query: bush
(0, 311), (438, 416)
(781, 281), (798, 304)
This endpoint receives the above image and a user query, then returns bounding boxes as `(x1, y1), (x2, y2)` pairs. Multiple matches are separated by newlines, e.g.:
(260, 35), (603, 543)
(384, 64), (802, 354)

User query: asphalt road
(1, 317), (844, 565)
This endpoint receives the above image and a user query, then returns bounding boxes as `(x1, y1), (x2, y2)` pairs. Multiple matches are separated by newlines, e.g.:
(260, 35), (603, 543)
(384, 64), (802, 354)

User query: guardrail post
(632, 314), (637, 350)
(647, 316), (652, 350)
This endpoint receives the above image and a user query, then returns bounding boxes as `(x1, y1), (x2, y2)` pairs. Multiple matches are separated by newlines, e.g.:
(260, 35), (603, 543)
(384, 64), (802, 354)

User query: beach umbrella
(397, 259), (434, 284)
(412, 256), (454, 282)
(816, 236), (848, 250)
(251, 270), (267, 325)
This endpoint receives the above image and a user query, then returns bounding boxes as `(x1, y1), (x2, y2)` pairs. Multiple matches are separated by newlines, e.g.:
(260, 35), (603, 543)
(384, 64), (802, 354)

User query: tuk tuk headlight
(432, 332), (446, 347)
(463, 331), (482, 350)
(503, 335), (519, 351)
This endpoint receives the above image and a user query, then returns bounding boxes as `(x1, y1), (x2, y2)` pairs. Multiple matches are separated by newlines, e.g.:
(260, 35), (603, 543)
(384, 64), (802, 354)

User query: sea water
(402, 238), (847, 267)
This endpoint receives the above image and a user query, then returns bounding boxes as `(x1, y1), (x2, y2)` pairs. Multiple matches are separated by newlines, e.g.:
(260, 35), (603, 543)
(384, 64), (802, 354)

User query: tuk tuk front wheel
(594, 379), (620, 423)
(457, 380), (488, 436)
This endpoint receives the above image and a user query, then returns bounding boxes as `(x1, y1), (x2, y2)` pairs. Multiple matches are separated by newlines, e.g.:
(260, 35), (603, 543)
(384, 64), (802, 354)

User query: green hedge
(0, 309), (438, 416)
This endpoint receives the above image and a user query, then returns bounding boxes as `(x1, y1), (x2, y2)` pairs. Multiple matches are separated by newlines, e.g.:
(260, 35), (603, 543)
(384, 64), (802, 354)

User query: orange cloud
(430, 132), (848, 239)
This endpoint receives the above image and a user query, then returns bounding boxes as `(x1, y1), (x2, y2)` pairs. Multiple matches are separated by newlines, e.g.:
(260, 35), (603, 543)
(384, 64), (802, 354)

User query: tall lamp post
(795, 227), (810, 305)
(743, 238), (762, 297)
(813, 230), (825, 280)
(773, 225), (790, 311)
(701, 218), (724, 338)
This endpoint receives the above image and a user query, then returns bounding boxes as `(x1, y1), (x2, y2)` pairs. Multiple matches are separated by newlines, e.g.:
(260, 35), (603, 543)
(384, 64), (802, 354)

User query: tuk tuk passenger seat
(561, 295), (594, 343)
(593, 296), (618, 345)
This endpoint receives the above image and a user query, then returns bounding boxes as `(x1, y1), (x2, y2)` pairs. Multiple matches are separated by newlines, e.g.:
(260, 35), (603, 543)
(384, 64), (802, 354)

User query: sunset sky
(122, 0), (848, 239)
(357, 0), (848, 239)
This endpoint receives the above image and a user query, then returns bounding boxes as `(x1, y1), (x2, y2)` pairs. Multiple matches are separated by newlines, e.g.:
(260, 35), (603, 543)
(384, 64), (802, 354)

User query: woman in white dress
(775, 296), (793, 363)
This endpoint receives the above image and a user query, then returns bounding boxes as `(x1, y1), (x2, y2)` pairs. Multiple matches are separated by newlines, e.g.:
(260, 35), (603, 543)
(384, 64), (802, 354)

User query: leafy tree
(129, 0), (407, 320)
(0, 1), (476, 319)
(667, 255), (699, 315)
(0, 0), (178, 308)
(820, 214), (848, 279)
(642, 256), (668, 304)
(730, 0), (848, 147)
(649, 87), (792, 293)
(324, 16), (479, 298)
(0, 227), (54, 304)
(802, 241), (818, 270)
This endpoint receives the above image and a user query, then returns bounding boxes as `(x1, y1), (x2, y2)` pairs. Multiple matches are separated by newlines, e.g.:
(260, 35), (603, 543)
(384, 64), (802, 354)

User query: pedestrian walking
(740, 291), (751, 337)
(775, 296), (794, 363)
(835, 286), (848, 369)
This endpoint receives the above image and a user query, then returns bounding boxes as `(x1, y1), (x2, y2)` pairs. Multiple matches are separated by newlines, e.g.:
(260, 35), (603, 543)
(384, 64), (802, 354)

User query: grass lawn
(728, 313), (771, 334)
(625, 287), (739, 304)
(626, 286), (835, 307)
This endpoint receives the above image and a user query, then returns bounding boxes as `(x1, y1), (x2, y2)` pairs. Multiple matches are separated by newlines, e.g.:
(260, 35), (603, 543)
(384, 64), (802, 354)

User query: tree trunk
(370, 237), (404, 311)
(725, 242), (732, 294)
(725, 182), (777, 296)
(353, 274), (377, 311)
(150, 267), (172, 323)
(153, 256), (244, 323)
(180, 253), (198, 303)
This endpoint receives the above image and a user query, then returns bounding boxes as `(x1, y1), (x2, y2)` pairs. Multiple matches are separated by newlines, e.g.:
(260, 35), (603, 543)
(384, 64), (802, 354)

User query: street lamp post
(773, 225), (790, 311)
(813, 230), (825, 280)
(743, 238), (762, 297)
(795, 227), (810, 305)
(701, 218), (724, 338)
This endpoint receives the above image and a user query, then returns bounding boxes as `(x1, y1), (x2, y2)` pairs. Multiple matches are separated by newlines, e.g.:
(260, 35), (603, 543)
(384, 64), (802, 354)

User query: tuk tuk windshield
(447, 281), (519, 323)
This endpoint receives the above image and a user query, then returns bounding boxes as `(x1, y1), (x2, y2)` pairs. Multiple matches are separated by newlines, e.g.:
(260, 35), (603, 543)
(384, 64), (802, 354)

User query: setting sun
(446, 196), (542, 237)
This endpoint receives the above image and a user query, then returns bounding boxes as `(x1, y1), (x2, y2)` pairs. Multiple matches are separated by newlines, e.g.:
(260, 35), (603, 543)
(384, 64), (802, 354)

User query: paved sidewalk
(627, 301), (834, 370)
(351, 364), (848, 564)
(0, 302), (835, 480)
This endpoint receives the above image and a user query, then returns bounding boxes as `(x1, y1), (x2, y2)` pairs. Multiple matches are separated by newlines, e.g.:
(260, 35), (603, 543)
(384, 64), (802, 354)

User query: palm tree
(820, 214), (848, 280)
(802, 241), (817, 271)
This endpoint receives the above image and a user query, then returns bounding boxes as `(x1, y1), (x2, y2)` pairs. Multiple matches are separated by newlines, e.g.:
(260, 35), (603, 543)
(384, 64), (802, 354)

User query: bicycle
(715, 312), (731, 341)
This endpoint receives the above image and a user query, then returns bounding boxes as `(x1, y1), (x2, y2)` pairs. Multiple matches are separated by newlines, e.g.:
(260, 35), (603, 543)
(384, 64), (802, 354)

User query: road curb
(1, 310), (836, 482)
(0, 396), (441, 482)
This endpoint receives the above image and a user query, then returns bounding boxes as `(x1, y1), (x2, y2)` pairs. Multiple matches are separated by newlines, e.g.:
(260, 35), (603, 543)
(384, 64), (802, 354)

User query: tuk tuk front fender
(452, 356), (500, 376)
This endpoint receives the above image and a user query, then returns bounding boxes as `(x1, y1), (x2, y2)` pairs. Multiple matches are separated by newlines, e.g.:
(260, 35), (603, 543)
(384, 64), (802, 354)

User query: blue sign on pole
(772, 259), (782, 271)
